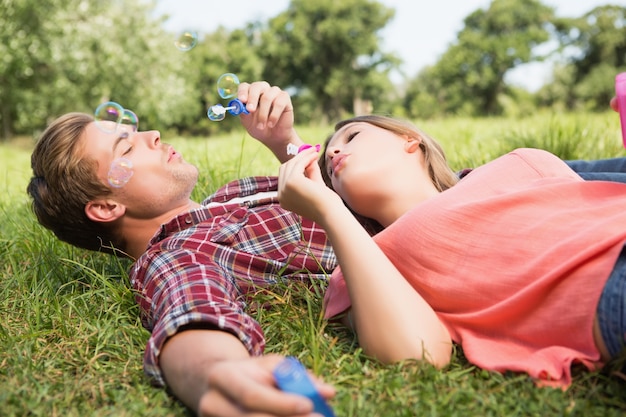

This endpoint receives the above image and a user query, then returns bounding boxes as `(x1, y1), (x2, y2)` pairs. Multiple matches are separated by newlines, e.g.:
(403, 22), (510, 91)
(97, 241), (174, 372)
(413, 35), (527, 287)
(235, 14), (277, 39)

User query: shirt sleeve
(131, 248), (265, 386)
(323, 266), (351, 319)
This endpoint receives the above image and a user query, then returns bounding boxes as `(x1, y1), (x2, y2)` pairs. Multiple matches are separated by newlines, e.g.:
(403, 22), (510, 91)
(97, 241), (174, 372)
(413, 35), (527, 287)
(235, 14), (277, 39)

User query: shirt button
(184, 215), (193, 224)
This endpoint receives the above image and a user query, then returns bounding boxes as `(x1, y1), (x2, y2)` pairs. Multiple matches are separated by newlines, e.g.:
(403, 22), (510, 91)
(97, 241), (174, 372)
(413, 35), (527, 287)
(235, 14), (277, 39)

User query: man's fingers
(202, 355), (315, 416)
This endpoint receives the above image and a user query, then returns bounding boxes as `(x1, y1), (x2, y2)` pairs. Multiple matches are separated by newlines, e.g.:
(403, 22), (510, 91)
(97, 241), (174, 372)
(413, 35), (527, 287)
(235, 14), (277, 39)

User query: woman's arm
(278, 150), (452, 367)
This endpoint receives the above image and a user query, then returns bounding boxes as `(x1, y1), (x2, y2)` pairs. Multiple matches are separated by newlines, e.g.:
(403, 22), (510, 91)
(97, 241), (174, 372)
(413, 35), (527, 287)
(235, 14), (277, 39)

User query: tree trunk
(0, 101), (12, 141)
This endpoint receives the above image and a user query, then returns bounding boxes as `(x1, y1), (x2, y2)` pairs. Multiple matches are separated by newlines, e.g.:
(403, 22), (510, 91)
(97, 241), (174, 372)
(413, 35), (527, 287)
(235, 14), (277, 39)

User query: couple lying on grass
(27, 81), (626, 416)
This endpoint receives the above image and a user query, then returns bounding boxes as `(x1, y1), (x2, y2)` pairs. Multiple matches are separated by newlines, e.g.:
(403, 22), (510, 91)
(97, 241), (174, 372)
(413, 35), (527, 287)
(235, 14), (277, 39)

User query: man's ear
(85, 199), (126, 223)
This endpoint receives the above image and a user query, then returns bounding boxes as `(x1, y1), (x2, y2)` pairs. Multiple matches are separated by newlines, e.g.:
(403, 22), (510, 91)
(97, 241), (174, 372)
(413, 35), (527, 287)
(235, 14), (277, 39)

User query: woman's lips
(332, 154), (347, 175)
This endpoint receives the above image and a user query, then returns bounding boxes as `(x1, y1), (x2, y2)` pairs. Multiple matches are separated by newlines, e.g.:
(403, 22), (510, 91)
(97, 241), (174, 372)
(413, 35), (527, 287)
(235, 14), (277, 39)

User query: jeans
(566, 158), (626, 183)
(597, 246), (626, 358)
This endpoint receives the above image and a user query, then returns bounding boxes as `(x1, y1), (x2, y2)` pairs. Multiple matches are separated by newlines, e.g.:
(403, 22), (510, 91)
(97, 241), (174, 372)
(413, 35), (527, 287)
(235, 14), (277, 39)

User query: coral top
(324, 148), (626, 387)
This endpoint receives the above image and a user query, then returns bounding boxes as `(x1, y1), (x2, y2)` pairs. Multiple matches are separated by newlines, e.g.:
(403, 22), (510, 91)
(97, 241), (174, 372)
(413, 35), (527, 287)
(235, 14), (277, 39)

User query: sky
(154, 0), (626, 91)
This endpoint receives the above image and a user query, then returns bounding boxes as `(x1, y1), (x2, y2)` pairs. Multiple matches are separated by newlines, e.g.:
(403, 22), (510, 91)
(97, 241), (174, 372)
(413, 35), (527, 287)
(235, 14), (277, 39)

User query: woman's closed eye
(347, 131), (359, 142)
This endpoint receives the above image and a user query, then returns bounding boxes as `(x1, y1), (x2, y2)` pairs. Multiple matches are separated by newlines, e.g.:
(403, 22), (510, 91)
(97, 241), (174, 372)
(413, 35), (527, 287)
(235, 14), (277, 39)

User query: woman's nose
(326, 145), (341, 158)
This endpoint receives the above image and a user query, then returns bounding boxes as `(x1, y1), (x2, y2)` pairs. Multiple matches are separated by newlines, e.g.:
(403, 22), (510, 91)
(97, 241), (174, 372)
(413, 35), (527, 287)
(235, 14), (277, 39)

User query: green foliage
(0, 0), (198, 139)
(3, 112), (626, 415)
(552, 5), (626, 110)
(1, 0), (625, 137)
(259, 0), (399, 122)
(405, 0), (555, 118)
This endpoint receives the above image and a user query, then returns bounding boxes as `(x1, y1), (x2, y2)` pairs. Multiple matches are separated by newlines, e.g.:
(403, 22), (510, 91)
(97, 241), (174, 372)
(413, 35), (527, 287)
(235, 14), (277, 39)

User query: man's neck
(124, 200), (201, 260)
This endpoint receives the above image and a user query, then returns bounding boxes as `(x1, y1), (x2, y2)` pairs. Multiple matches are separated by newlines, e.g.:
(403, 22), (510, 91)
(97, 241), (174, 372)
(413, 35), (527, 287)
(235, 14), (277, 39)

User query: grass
(1, 111), (626, 416)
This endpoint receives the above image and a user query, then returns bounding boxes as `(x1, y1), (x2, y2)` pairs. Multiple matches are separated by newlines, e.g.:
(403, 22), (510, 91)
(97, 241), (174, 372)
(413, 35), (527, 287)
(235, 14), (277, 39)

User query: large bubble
(94, 101), (139, 134)
(217, 73), (240, 99)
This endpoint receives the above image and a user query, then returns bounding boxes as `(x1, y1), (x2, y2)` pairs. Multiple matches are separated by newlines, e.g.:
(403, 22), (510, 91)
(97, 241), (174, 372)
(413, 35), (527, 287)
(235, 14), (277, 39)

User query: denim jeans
(597, 246), (626, 358)
(566, 158), (626, 183)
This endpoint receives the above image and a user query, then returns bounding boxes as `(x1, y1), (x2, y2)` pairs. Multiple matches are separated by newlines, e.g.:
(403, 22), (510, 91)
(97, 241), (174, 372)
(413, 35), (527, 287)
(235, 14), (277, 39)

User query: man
(27, 82), (336, 417)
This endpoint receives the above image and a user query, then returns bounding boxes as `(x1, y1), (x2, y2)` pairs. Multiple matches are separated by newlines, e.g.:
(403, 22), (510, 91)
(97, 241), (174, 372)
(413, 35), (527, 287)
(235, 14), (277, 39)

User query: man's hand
(237, 81), (306, 163)
(197, 354), (335, 417)
(160, 330), (335, 417)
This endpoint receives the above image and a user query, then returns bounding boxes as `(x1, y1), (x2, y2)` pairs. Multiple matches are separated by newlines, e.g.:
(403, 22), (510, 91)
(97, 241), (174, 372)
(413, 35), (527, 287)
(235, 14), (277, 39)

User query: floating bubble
(107, 158), (134, 188)
(95, 101), (124, 133)
(120, 109), (139, 132)
(217, 73), (240, 99)
(94, 101), (139, 134)
(175, 30), (198, 51)
(207, 104), (227, 121)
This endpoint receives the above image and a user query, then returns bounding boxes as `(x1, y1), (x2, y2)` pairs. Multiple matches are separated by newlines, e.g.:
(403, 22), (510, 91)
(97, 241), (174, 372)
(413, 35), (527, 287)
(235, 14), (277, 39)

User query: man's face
(81, 121), (199, 217)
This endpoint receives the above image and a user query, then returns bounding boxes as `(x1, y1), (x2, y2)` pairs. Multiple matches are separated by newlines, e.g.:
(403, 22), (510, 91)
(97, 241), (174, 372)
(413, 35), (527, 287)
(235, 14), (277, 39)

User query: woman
(277, 115), (626, 388)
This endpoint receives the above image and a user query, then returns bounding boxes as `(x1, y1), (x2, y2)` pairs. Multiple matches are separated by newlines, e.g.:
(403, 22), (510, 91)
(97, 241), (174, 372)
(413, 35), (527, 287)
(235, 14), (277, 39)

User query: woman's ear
(404, 139), (421, 153)
(85, 199), (125, 223)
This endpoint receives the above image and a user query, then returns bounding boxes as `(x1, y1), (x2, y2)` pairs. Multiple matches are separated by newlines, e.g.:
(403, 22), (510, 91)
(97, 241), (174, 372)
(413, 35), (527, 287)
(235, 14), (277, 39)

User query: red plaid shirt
(129, 176), (336, 386)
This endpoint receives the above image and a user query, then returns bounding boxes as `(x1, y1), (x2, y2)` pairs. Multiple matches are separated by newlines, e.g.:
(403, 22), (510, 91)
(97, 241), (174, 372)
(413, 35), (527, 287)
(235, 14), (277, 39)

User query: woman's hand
(278, 147), (344, 225)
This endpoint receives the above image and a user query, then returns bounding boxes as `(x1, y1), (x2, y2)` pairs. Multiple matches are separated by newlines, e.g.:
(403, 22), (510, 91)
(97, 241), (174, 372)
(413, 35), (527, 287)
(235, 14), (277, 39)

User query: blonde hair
(319, 114), (459, 235)
(27, 113), (126, 256)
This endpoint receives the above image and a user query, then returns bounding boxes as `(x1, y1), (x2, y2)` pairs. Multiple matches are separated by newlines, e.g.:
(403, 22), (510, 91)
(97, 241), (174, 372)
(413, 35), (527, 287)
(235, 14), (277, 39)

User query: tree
(551, 5), (626, 111)
(405, 0), (554, 117)
(0, 0), (62, 140)
(258, 0), (399, 122)
(0, 0), (198, 139)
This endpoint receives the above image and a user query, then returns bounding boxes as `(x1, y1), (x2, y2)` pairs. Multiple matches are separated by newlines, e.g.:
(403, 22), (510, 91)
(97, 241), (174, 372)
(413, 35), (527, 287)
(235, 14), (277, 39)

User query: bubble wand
(207, 73), (250, 121)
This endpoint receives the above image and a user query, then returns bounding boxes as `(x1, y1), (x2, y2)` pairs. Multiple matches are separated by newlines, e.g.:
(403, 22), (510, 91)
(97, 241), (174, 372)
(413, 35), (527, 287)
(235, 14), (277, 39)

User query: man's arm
(160, 330), (334, 416)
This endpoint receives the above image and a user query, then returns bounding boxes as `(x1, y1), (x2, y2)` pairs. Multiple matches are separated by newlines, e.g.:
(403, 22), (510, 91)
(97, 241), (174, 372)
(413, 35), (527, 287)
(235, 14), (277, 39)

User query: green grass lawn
(1, 112), (626, 416)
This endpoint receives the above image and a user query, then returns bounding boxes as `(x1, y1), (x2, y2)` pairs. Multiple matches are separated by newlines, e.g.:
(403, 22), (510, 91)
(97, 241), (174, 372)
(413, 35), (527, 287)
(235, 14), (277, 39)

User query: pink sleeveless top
(324, 148), (626, 387)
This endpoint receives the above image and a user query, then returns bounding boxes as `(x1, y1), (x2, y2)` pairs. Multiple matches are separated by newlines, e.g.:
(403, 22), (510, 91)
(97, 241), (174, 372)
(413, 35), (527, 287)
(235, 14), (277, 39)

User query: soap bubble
(107, 158), (134, 188)
(175, 30), (198, 51)
(217, 73), (240, 99)
(207, 104), (227, 121)
(94, 101), (124, 133)
(94, 101), (139, 133)
(120, 109), (139, 133)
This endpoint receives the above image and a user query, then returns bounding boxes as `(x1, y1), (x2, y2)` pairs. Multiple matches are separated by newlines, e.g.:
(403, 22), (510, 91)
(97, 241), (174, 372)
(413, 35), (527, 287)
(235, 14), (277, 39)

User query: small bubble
(107, 158), (134, 188)
(207, 104), (227, 121)
(217, 73), (240, 99)
(120, 109), (139, 132)
(175, 30), (198, 51)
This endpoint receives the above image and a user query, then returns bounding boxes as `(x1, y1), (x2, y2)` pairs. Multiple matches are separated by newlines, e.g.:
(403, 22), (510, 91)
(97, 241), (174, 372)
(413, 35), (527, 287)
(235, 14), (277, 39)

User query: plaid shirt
(129, 176), (337, 386)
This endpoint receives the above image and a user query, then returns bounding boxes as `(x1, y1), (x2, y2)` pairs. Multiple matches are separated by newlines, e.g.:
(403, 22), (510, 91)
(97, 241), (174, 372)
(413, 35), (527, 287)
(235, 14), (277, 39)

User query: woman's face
(323, 121), (409, 212)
